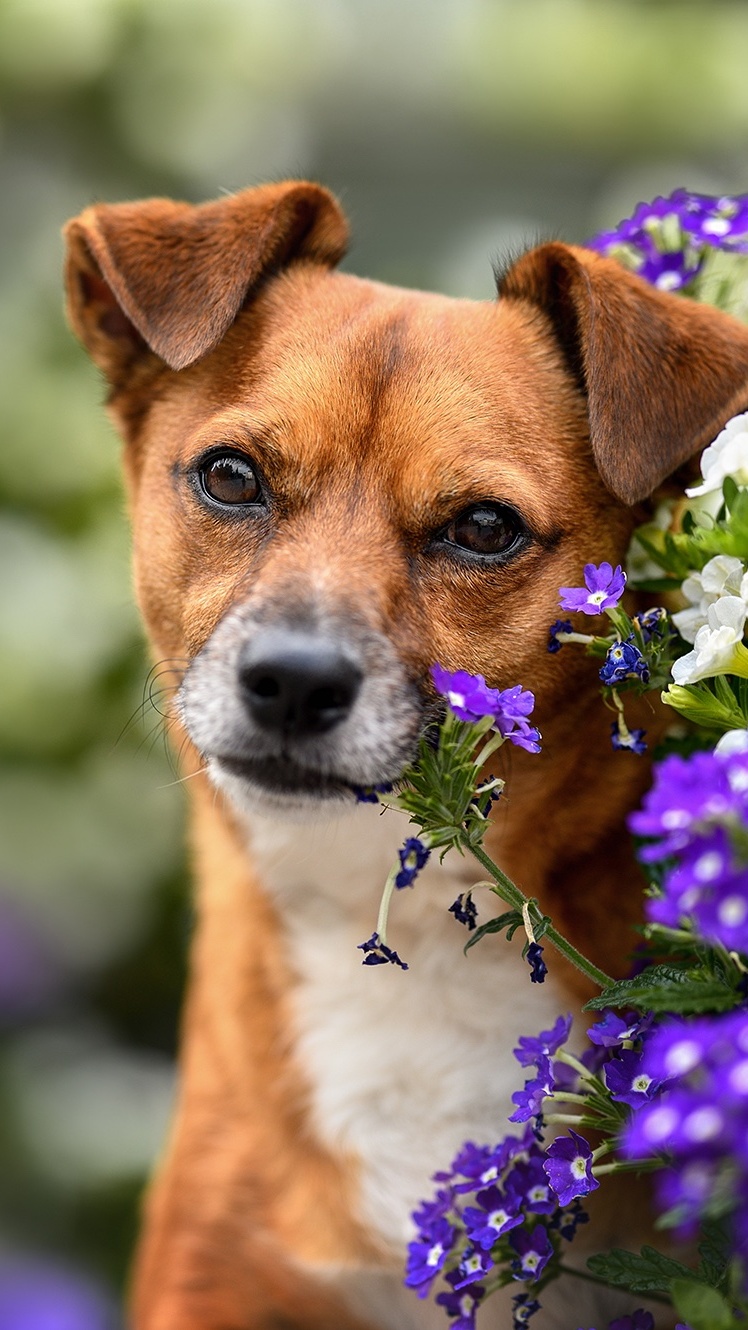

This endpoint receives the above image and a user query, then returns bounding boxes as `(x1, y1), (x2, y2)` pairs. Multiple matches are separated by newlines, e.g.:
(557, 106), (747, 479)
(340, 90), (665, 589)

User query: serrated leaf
(671, 1278), (733, 1330)
(585, 965), (736, 1014)
(587, 1244), (696, 1294)
(463, 909), (522, 954)
(698, 1219), (730, 1288)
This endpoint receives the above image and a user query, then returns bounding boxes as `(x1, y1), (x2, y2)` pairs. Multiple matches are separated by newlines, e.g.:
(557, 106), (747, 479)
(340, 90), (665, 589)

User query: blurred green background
(0, 0), (746, 1323)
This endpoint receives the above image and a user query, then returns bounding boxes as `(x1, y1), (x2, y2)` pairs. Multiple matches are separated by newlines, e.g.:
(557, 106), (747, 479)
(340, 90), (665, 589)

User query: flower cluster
(629, 744), (748, 954)
(550, 561), (675, 754)
(588, 190), (748, 293)
(431, 663), (542, 753)
(623, 1009), (748, 1261)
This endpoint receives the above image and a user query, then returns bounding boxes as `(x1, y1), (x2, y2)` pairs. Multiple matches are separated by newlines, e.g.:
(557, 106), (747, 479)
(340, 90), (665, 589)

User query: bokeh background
(1, 0), (747, 1324)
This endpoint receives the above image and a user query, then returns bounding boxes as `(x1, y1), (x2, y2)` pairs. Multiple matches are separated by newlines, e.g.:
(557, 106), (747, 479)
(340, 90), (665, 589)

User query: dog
(64, 181), (748, 1329)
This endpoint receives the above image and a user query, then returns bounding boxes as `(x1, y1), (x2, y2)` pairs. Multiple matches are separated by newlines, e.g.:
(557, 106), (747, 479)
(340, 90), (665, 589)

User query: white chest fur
(244, 806), (568, 1254)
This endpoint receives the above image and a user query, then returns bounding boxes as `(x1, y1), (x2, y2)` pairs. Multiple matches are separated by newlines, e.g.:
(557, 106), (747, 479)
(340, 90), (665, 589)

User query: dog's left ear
(499, 242), (748, 504)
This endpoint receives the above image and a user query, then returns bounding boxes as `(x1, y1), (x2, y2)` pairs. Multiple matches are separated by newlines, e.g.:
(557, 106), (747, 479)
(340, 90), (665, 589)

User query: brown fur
(64, 182), (748, 1328)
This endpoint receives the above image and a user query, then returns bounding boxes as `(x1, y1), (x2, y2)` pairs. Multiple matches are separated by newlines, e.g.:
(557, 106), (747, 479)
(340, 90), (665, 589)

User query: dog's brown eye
(445, 503), (526, 557)
(200, 453), (260, 506)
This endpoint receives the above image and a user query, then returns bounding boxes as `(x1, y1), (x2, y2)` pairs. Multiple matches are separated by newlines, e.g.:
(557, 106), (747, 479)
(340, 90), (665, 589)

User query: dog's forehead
(164, 265), (591, 516)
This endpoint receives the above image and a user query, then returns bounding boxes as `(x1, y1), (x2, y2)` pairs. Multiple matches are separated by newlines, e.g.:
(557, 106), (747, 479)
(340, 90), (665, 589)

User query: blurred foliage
(0, 0), (746, 1323)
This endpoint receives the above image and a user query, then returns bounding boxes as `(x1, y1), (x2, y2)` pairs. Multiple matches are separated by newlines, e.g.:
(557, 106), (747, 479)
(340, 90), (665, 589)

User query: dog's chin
(207, 753), (384, 822)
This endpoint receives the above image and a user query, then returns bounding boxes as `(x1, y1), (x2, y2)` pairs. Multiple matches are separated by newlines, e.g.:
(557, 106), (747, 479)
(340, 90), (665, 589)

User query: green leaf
(585, 964), (737, 1014)
(463, 909), (523, 953)
(587, 1244), (696, 1294)
(698, 1219), (730, 1289)
(671, 1278), (733, 1330)
(723, 475), (739, 512)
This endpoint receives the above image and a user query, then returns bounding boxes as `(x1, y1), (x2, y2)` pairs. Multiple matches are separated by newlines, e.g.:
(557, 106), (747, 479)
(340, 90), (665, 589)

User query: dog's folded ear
(499, 243), (748, 505)
(63, 180), (348, 382)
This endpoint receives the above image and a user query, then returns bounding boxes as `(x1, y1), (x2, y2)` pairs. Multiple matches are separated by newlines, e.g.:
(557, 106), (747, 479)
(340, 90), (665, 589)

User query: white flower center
(463, 1253), (482, 1274)
(480, 1166), (498, 1184)
(632, 1074), (653, 1093)
(684, 1106), (723, 1142)
(448, 690), (465, 710)
(694, 851), (725, 882)
(662, 809), (690, 829)
(643, 1104), (679, 1142)
(729, 1058), (748, 1095)
(588, 590), (607, 605)
(571, 1155), (588, 1179)
(523, 1252), (540, 1271)
(664, 1039), (702, 1076)
(656, 271), (682, 292)
(717, 894), (748, 927)
(427, 1243), (444, 1267)
(489, 1208), (510, 1230)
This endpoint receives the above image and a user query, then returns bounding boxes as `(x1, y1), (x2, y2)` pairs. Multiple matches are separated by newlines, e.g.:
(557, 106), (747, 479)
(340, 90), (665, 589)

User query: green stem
(556, 1263), (671, 1307)
(468, 842), (614, 989)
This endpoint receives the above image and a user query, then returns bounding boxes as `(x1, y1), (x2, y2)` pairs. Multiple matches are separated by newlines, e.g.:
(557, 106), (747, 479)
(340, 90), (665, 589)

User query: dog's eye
(199, 453), (261, 506)
(443, 503), (527, 557)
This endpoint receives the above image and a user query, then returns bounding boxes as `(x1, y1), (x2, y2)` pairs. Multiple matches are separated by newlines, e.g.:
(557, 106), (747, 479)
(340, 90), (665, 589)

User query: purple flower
(633, 607), (669, 642)
(512, 1292), (542, 1327)
(599, 639), (649, 686)
(0, 1260), (116, 1330)
(431, 664), (502, 723)
(509, 1224), (553, 1281)
(405, 1216), (456, 1294)
(353, 781), (394, 803)
(558, 562), (626, 615)
(552, 1198), (589, 1241)
(451, 1245), (494, 1290)
(610, 722), (647, 755)
(628, 749), (741, 858)
(509, 1055), (555, 1123)
(639, 1017), (713, 1081)
(603, 1049), (662, 1110)
(449, 892), (478, 930)
(431, 665), (541, 751)
(357, 932), (409, 970)
(395, 837), (430, 888)
(448, 1129), (535, 1193)
(505, 1155), (556, 1215)
(543, 1130), (599, 1206)
(587, 1010), (641, 1048)
(436, 1272), (485, 1328)
(609, 1314), (655, 1330)
(547, 618), (573, 653)
(514, 1014), (572, 1067)
(463, 1185), (524, 1248)
(526, 942), (547, 983)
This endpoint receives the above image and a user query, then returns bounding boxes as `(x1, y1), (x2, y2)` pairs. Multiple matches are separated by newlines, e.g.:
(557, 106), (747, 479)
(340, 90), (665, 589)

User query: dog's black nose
(238, 633), (362, 736)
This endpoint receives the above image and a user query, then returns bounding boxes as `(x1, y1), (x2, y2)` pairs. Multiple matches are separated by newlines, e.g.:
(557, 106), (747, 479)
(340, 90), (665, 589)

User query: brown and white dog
(64, 181), (748, 1330)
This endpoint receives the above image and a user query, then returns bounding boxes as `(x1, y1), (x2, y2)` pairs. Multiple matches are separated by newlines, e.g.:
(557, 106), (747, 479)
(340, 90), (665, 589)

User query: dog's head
(64, 181), (748, 814)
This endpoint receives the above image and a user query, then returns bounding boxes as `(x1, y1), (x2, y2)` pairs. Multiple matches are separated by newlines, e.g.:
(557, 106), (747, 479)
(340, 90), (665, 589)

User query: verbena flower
(559, 562), (626, 615)
(514, 1014), (573, 1067)
(587, 1010), (642, 1048)
(603, 1049), (662, 1110)
(462, 1186), (523, 1248)
(623, 1009), (748, 1251)
(509, 1224), (553, 1280)
(587, 189), (748, 292)
(448, 892), (478, 929)
(436, 1272), (485, 1328)
(547, 618), (573, 652)
(599, 639), (650, 686)
(526, 941), (548, 983)
(395, 836), (430, 888)
(405, 1215), (457, 1295)
(610, 722), (647, 755)
(685, 410), (748, 498)
(543, 1130), (599, 1207)
(512, 1292), (542, 1326)
(357, 931), (409, 970)
(430, 664), (541, 752)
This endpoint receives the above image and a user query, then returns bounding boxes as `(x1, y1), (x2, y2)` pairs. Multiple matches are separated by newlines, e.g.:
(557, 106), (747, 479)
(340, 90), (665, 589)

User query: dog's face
(64, 182), (748, 814)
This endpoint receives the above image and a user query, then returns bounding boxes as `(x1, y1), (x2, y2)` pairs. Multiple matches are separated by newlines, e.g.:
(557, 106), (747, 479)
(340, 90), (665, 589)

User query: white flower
(672, 554), (748, 643)
(671, 595), (748, 685)
(715, 729), (748, 757)
(686, 410), (748, 498)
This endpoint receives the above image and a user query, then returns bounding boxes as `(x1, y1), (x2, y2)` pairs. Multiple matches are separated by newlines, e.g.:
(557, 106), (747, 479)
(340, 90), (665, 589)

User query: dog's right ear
(63, 181), (348, 384)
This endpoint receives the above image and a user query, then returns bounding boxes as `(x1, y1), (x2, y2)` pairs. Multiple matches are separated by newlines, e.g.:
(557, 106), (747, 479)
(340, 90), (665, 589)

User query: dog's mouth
(215, 752), (367, 801)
